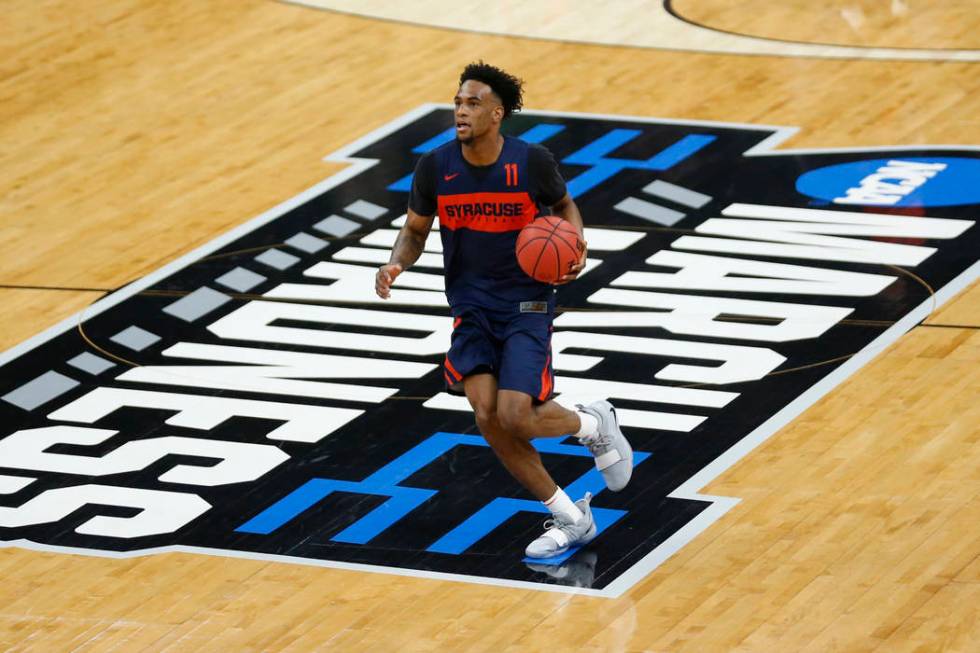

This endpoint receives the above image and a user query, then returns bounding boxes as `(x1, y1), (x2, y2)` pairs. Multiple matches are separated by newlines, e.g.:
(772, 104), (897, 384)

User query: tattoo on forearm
(389, 229), (426, 268)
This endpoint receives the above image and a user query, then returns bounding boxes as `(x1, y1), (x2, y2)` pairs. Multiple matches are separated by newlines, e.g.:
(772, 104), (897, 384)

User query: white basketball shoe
(577, 400), (633, 492)
(524, 493), (597, 559)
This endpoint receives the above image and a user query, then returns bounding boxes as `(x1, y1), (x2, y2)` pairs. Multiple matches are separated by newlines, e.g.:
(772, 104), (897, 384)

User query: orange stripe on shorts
(538, 353), (553, 402)
(444, 356), (462, 382)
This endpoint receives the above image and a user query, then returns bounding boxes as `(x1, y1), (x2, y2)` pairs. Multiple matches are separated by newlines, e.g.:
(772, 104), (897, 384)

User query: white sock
(543, 487), (583, 524)
(574, 411), (599, 439)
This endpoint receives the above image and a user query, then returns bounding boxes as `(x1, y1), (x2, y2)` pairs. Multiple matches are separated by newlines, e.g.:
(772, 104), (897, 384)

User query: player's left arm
(551, 192), (587, 284)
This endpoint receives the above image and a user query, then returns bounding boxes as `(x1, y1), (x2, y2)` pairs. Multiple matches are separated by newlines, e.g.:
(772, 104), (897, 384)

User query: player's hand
(376, 263), (403, 299)
(555, 238), (587, 285)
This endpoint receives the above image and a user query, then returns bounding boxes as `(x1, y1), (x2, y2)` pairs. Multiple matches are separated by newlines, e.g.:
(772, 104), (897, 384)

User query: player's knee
(471, 403), (498, 435)
(497, 403), (532, 439)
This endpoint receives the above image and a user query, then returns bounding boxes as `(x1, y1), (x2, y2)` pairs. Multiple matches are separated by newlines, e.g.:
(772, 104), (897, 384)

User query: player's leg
(497, 320), (634, 493)
(450, 309), (600, 557)
(492, 322), (599, 558)
(448, 311), (574, 503)
(496, 390), (577, 440)
(464, 374), (595, 558)
(498, 391), (632, 492)
(462, 373), (556, 502)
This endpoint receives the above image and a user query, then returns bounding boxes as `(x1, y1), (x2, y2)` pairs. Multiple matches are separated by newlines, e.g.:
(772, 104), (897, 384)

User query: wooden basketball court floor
(1, 1), (978, 650)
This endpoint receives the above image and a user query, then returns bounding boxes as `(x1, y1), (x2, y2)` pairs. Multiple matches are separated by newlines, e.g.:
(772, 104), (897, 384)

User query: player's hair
(459, 62), (524, 119)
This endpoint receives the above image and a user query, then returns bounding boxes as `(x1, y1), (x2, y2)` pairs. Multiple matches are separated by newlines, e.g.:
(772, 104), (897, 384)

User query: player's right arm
(375, 209), (434, 299)
(376, 151), (438, 300)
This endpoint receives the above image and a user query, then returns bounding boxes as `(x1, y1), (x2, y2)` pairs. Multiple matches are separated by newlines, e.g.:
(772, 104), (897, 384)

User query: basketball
(515, 216), (582, 283)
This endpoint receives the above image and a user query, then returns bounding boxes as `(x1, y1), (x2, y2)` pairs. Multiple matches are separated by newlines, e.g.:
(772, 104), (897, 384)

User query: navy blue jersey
(409, 136), (567, 314)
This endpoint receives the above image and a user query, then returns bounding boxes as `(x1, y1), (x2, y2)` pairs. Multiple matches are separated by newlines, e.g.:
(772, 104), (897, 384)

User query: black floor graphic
(0, 106), (977, 595)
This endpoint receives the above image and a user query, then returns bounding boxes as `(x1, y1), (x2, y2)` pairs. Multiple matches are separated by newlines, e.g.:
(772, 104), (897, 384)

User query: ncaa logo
(797, 156), (980, 207)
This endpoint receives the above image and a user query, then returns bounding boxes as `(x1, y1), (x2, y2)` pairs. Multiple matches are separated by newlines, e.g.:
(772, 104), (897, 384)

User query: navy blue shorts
(443, 306), (555, 403)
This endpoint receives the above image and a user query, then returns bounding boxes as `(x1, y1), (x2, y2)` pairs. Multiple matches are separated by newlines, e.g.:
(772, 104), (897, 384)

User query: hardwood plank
(0, 289), (104, 352)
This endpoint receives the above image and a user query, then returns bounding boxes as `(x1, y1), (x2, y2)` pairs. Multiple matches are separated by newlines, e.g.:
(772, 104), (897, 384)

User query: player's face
(454, 80), (503, 144)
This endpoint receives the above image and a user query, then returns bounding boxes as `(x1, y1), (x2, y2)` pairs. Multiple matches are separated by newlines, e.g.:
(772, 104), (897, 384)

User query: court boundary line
(1, 104), (978, 598)
(275, 0), (980, 63)
(663, 0), (979, 54)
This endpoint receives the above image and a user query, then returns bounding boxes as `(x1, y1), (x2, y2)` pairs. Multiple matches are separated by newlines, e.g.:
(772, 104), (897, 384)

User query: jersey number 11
(504, 163), (519, 186)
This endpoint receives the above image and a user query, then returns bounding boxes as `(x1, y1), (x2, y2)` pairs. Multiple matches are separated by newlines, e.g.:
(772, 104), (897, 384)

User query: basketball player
(375, 62), (632, 558)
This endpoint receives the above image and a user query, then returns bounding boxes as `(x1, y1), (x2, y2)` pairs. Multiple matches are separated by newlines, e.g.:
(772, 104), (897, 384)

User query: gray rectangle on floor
(314, 215), (360, 237)
(163, 287), (232, 322)
(110, 325), (161, 351)
(67, 351), (115, 375)
(285, 232), (327, 254)
(216, 267), (267, 293)
(614, 197), (686, 226)
(2, 371), (79, 411)
(643, 179), (712, 208)
(344, 200), (387, 220)
(255, 248), (300, 271)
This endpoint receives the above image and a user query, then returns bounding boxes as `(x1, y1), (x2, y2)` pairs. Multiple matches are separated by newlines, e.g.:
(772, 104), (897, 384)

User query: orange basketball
(515, 216), (582, 283)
